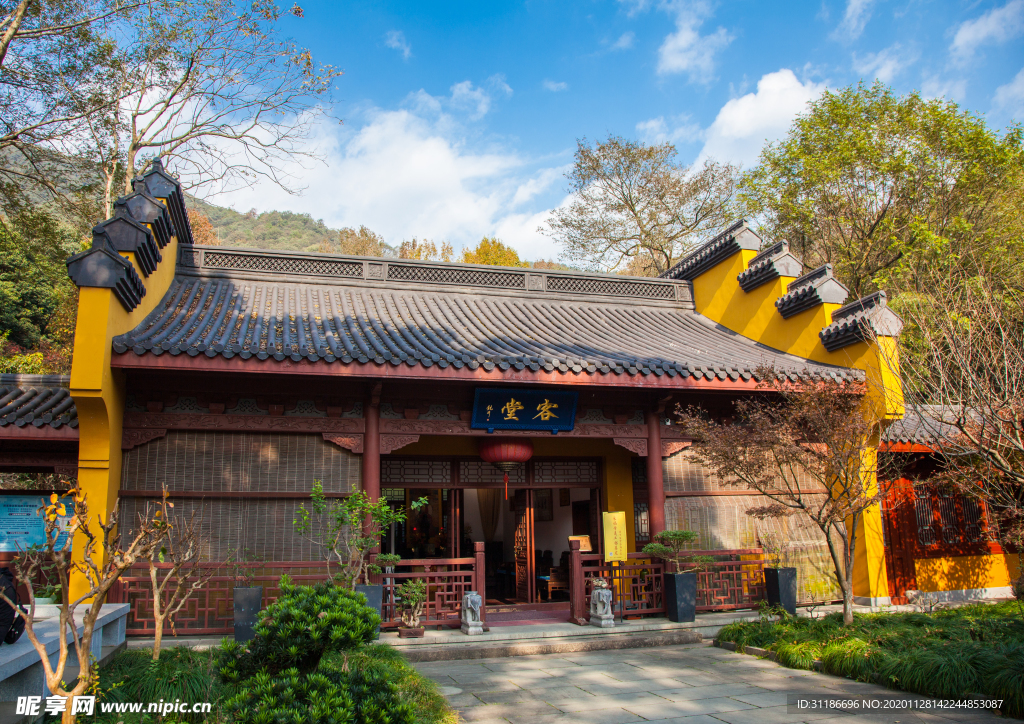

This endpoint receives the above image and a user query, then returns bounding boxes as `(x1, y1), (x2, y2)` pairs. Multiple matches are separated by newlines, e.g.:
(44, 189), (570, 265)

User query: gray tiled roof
(0, 375), (77, 429)
(111, 249), (863, 383)
(883, 405), (958, 446)
(659, 220), (762, 281)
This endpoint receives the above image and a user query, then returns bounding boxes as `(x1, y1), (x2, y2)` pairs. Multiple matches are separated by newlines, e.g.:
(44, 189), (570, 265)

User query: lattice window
(381, 488), (405, 502)
(915, 489), (937, 546)
(385, 263), (526, 288)
(963, 497), (984, 543)
(202, 251), (363, 277)
(634, 501), (650, 544)
(381, 459), (451, 485)
(534, 461), (599, 485)
(545, 275), (675, 299)
(912, 486), (992, 552)
(459, 461), (526, 485)
(938, 492), (958, 545)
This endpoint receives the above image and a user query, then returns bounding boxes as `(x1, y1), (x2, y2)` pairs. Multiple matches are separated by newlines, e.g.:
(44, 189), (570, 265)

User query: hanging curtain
(477, 488), (501, 542)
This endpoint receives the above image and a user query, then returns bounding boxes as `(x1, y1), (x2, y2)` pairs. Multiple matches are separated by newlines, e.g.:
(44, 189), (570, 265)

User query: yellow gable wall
(915, 554), (1020, 593)
(69, 232), (180, 601)
(690, 248), (903, 604)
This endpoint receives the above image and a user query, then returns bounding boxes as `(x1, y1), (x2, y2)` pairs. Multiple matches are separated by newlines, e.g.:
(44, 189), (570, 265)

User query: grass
(717, 601), (1024, 716)
(91, 643), (456, 724)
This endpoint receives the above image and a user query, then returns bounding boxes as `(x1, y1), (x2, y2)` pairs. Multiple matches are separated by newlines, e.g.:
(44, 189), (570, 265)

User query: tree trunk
(842, 584), (854, 626)
(152, 623), (163, 661)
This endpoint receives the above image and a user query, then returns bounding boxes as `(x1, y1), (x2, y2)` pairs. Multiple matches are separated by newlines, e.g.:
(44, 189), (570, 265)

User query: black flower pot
(664, 571), (696, 623)
(765, 567), (797, 615)
(233, 586), (263, 643)
(355, 583), (383, 637)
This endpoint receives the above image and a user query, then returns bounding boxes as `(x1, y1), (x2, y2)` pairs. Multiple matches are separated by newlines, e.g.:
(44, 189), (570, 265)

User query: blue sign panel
(471, 389), (578, 434)
(0, 495), (73, 552)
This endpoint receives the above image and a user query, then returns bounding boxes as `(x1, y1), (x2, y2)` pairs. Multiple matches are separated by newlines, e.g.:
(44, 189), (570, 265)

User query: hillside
(188, 197), (343, 253)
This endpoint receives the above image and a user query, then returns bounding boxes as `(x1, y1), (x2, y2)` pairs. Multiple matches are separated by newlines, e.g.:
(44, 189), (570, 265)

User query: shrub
(97, 647), (225, 723)
(219, 576), (380, 682)
(224, 667), (356, 724)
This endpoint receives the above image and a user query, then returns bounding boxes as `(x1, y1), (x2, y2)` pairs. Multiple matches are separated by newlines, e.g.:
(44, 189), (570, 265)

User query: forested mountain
(188, 197), (345, 253)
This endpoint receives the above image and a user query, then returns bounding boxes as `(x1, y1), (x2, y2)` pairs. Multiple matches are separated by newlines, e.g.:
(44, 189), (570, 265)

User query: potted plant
(760, 530), (797, 615)
(396, 578), (427, 638)
(642, 530), (714, 623)
(33, 582), (61, 605)
(294, 482), (426, 625)
(229, 549), (263, 643)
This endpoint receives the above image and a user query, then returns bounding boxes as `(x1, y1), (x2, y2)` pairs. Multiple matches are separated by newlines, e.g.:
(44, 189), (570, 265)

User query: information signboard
(0, 495), (73, 552)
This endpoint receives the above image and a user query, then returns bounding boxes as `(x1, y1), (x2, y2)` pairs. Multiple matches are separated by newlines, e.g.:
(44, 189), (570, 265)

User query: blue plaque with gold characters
(471, 388), (578, 434)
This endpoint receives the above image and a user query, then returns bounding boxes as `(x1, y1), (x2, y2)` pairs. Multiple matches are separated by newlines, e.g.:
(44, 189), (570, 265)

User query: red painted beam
(0, 426), (78, 442)
(109, 351), (764, 391)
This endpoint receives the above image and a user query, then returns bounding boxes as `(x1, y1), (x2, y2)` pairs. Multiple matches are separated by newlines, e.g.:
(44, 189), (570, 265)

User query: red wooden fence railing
(110, 542), (487, 636)
(567, 540), (767, 625)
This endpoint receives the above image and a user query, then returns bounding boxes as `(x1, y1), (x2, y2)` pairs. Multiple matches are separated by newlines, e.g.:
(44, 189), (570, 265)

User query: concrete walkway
(413, 640), (1006, 724)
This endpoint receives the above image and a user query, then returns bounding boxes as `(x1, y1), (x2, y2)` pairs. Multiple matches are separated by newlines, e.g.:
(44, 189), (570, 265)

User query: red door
(882, 479), (918, 604)
(514, 489), (535, 602)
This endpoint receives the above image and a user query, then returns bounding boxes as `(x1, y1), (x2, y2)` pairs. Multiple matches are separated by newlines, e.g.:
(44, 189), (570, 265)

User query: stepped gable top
(141, 158), (194, 246)
(94, 203), (162, 277)
(736, 240), (804, 293)
(819, 291), (904, 352)
(882, 404), (958, 448)
(123, 179), (176, 249)
(658, 220), (762, 281)
(0, 375), (77, 429)
(109, 245), (863, 384)
(66, 229), (147, 312)
(774, 264), (850, 319)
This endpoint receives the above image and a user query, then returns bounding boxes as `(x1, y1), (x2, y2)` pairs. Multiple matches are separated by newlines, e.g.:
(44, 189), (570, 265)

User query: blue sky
(211, 0), (1024, 261)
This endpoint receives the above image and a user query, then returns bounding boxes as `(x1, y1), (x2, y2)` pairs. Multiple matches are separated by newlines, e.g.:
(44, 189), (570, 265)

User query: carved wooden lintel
(123, 412), (364, 434)
(322, 433), (364, 454)
(122, 428), (169, 450)
(380, 434), (420, 454)
(379, 418), (648, 438)
(662, 440), (692, 457)
(613, 437), (647, 456)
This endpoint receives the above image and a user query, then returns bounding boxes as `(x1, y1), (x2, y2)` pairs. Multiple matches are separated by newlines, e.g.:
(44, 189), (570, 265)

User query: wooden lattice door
(514, 489), (535, 602)
(882, 479), (918, 604)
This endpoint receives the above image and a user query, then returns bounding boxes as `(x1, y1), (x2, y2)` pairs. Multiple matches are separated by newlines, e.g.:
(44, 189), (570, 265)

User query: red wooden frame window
(909, 485), (1003, 558)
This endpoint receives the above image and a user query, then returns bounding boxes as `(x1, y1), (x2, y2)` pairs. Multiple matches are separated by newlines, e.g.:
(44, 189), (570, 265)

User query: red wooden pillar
(474, 541), (487, 626)
(363, 396), (381, 504)
(645, 409), (666, 536)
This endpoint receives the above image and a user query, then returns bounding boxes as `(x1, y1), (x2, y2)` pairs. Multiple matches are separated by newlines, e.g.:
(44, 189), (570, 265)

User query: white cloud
(950, 0), (1024, 64)
(488, 74), (514, 96)
(921, 75), (966, 102)
(656, 1), (733, 82)
(543, 79), (569, 92)
(611, 31), (635, 50)
(635, 115), (703, 145)
(697, 69), (825, 167)
(450, 81), (491, 120)
(852, 43), (916, 83)
(831, 0), (874, 42)
(384, 30), (412, 60)
(205, 95), (566, 260)
(993, 67), (1024, 115)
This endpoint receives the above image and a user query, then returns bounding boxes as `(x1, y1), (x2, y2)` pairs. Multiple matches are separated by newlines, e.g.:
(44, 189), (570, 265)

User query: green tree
(544, 136), (742, 275)
(460, 236), (526, 267)
(742, 81), (1024, 298)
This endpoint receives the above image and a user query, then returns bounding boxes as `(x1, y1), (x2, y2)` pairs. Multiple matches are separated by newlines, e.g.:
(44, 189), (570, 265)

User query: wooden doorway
(882, 479), (918, 604)
(514, 489), (535, 602)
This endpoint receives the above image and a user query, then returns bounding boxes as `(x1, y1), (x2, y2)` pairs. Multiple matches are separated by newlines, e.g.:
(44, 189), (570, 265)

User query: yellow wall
(691, 249), (902, 603)
(69, 234), (180, 600)
(915, 554), (1020, 593)
(394, 436), (637, 551)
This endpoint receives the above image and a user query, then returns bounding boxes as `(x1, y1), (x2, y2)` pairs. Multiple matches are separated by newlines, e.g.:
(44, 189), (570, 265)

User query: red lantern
(478, 437), (533, 499)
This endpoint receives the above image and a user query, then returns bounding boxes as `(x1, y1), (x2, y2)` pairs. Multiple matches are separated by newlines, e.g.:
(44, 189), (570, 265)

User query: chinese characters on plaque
(471, 389), (578, 433)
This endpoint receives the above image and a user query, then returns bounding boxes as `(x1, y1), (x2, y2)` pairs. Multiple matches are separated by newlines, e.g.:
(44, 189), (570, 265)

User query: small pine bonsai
(396, 578), (427, 629)
(642, 530), (714, 573)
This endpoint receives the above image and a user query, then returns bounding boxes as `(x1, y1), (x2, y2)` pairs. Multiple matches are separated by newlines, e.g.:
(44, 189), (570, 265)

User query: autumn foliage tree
(460, 236), (525, 267)
(676, 370), (892, 625)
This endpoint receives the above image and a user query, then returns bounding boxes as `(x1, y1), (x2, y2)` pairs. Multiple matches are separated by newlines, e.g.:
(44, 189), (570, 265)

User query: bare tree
(543, 136), (742, 275)
(145, 487), (213, 660)
(99, 0), (340, 202)
(0, 488), (163, 723)
(896, 256), (1024, 552)
(676, 370), (892, 625)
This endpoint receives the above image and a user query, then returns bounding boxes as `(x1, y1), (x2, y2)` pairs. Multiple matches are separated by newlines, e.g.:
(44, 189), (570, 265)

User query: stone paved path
(412, 641), (1006, 723)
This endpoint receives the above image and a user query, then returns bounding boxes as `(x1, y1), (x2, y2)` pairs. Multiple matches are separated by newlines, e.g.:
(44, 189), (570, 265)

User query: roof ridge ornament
(774, 263), (850, 319)
(66, 228), (146, 311)
(736, 240), (804, 292)
(658, 219), (761, 281)
(123, 179), (177, 248)
(819, 290), (904, 352)
(142, 157), (194, 246)
(98, 202), (162, 276)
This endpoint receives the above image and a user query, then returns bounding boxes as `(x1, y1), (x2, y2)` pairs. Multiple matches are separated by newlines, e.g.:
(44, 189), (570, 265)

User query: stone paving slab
(418, 641), (1007, 723)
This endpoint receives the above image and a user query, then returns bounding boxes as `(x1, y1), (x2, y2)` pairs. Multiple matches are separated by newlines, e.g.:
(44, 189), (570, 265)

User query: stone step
(392, 627), (703, 662)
